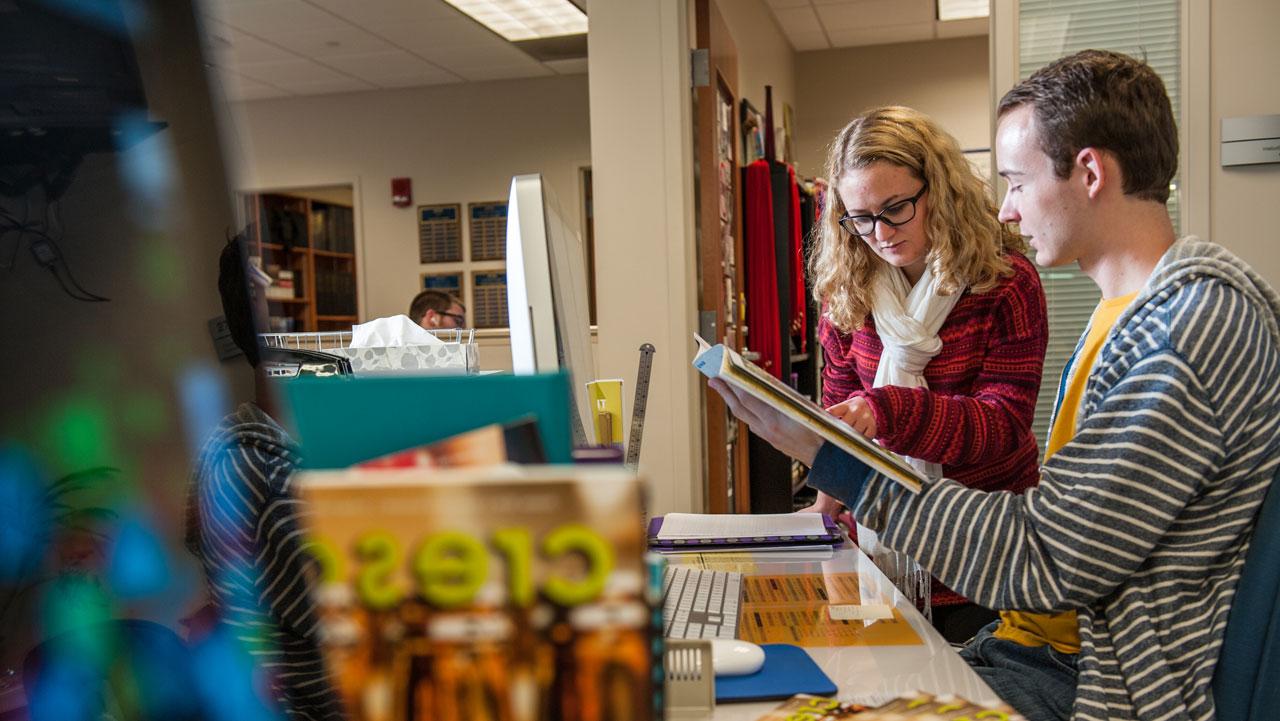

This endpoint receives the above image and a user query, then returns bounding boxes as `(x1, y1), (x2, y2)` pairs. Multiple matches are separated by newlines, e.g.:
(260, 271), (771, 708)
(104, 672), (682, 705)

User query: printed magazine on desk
(692, 335), (925, 493)
(296, 466), (657, 721)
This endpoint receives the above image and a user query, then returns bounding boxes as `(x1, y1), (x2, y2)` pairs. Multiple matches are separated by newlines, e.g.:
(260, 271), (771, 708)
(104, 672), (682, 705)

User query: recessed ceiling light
(937, 0), (989, 21)
(442, 0), (588, 42)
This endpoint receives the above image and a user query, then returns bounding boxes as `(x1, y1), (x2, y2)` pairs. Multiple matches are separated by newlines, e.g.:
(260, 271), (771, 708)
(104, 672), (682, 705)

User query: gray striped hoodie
(827, 238), (1280, 720)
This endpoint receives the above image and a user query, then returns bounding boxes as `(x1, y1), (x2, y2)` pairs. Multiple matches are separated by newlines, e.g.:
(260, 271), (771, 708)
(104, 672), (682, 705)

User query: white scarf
(869, 264), (963, 480)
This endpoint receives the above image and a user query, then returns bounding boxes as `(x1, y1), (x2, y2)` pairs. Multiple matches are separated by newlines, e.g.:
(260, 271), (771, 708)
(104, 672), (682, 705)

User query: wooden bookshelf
(243, 192), (359, 332)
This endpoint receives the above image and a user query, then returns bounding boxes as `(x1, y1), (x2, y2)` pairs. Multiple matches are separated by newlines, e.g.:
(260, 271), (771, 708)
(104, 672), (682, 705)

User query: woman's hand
(709, 378), (824, 466)
(827, 396), (877, 438)
(795, 490), (843, 517)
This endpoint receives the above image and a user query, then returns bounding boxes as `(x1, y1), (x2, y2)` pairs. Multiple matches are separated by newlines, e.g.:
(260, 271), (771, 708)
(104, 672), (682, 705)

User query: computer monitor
(506, 173), (596, 445)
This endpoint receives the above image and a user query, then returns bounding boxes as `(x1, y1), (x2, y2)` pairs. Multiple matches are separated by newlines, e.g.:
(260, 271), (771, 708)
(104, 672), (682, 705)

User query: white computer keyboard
(662, 566), (744, 639)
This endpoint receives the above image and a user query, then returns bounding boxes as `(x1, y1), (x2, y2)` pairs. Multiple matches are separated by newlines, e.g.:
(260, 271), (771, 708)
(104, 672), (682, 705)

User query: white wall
(719, 0), (797, 160)
(223, 74), (593, 365)
(1210, 0), (1280, 286)
(794, 36), (990, 178)
(589, 0), (702, 515)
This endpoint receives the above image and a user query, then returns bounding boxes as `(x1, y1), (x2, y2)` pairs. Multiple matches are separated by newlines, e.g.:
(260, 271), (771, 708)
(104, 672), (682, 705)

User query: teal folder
(280, 372), (573, 468)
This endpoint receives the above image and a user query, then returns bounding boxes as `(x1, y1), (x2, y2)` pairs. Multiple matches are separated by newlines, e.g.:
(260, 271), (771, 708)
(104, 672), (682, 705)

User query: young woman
(803, 106), (1048, 641)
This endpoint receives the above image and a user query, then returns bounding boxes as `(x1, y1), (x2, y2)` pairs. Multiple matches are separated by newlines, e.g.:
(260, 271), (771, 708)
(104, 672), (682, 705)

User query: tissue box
(324, 343), (478, 375)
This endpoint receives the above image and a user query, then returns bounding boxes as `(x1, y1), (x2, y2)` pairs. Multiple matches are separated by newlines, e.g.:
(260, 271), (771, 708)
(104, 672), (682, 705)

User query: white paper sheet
(655, 512), (826, 540)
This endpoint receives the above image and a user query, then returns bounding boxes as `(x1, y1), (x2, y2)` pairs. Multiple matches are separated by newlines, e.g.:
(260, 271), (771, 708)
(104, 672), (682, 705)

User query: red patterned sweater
(818, 252), (1047, 607)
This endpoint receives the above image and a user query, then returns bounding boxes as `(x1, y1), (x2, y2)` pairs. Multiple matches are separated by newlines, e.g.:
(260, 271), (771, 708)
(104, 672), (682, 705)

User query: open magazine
(692, 335), (925, 494)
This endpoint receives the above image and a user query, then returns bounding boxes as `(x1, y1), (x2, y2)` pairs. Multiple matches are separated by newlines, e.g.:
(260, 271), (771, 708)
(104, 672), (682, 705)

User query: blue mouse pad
(715, 643), (837, 703)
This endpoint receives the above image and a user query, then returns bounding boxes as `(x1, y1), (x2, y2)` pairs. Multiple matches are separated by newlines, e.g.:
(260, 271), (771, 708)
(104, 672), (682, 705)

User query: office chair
(1212, 466), (1280, 721)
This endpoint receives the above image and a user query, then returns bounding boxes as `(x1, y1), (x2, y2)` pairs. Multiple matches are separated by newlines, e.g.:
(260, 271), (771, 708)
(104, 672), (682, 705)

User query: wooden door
(694, 0), (751, 513)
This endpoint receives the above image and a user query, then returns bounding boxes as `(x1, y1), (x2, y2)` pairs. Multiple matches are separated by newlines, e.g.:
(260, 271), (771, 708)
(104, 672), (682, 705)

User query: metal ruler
(625, 343), (656, 469)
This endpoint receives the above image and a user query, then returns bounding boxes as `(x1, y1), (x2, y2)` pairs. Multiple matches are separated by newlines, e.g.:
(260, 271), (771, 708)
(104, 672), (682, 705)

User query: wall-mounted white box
(1222, 115), (1280, 167)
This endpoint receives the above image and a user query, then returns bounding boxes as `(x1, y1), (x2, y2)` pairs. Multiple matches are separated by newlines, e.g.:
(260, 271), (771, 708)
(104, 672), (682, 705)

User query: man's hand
(827, 396), (877, 438)
(709, 378), (824, 465)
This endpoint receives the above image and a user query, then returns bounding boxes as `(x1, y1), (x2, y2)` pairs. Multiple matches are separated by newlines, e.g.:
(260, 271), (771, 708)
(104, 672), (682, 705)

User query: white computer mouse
(708, 638), (766, 676)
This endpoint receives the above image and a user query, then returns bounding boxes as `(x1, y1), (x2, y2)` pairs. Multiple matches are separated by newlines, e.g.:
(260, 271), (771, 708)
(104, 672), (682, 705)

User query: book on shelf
(691, 334), (925, 494)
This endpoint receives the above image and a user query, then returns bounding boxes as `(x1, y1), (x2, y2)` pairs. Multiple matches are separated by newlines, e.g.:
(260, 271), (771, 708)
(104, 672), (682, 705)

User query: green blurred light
(73, 349), (124, 388)
(120, 390), (167, 439)
(42, 398), (116, 472)
(41, 575), (116, 665)
(137, 231), (184, 301)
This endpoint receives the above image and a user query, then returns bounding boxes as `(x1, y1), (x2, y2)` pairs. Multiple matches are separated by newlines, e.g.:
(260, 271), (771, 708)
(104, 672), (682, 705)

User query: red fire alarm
(391, 177), (412, 207)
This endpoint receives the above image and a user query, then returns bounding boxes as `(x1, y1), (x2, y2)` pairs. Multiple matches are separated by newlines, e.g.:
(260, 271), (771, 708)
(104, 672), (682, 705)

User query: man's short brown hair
(409, 289), (463, 322)
(997, 49), (1177, 203)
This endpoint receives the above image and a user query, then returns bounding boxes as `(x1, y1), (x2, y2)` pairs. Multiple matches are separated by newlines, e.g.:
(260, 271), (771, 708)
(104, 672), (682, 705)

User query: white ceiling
(198, 0), (986, 103)
(763, 0), (987, 52)
(197, 0), (589, 102)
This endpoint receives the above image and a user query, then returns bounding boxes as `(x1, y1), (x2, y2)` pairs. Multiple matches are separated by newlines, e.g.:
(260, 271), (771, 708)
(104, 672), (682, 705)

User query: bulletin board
(468, 201), (508, 261)
(472, 271), (509, 329)
(417, 203), (462, 264)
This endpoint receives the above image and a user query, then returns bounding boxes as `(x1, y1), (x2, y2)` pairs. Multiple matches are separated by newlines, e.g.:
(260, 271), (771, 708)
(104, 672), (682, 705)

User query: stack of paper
(647, 512), (841, 553)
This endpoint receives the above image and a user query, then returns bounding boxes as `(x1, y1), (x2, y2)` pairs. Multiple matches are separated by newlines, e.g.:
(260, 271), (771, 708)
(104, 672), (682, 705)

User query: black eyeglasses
(838, 184), (928, 238)
(439, 311), (466, 326)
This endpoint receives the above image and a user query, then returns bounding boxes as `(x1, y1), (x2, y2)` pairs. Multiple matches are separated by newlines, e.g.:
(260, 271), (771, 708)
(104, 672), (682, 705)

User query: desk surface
(664, 541), (999, 720)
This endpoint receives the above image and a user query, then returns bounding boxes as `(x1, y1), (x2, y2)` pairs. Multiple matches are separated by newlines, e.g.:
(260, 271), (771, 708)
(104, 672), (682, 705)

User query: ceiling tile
(826, 21), (934, 47)
(545, 57), (588, 74)
(269, 25), (395, 57)
(217, 0), (349, 34)
(417, 41), (533, 69)
(366, 17), (502, 52)
(286, 77), (377, 95)
(374, 73), (463, 89)
(321, 49), (458, 83)
(201, 19), (297, 65)
(787, 30), (831, 51)
(454, 63), (554, 82)
(816, 0), (933, 31)
(772, 6), (824, 35)
(307, 0), (460, 26)
(211, 69), (291, 101)
(236, 58), (356, 85)
(935, 16), (988, 38)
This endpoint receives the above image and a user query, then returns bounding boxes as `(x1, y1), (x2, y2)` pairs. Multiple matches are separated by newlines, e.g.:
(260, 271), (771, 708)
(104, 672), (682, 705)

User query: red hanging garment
(743, 159), (782, 379)
(788, 167), (807, 353)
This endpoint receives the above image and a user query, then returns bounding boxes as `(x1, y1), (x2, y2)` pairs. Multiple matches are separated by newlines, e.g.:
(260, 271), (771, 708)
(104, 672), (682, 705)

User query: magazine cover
(296, 466), (655, 721)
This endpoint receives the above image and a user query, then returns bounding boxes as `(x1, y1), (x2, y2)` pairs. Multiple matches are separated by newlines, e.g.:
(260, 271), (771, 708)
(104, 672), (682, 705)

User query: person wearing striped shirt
(185, 235), (346, 720)
(711, 49), (1280, 721)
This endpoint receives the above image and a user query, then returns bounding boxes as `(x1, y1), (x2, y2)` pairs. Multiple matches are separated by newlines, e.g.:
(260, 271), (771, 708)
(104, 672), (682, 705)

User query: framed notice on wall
(472, 271), (509, 329)
(421, 271), (464, 297)
(468, 201), (508, 261)
(418, 203), (462, 264)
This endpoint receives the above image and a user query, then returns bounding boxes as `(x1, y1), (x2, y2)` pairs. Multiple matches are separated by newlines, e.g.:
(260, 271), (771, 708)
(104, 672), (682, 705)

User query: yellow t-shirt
(994, 291), (1138, 654)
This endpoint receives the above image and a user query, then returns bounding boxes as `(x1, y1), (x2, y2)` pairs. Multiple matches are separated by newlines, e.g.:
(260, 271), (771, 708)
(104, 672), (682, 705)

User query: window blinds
(1016, 0), (1181, 453)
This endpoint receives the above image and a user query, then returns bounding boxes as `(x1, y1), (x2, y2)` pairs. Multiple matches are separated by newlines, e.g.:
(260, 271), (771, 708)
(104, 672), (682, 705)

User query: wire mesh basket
(259, 328), (479, 375)
(260, 328), (474, 351)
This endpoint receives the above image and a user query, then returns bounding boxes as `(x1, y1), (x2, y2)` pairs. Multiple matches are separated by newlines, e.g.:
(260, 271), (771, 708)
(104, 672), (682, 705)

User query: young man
(408, 289), (466, 330)
(712, 50), (1280, 721)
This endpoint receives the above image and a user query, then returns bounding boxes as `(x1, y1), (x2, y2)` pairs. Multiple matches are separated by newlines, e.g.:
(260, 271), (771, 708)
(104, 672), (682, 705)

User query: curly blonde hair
(810, 106), (1025, 333)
